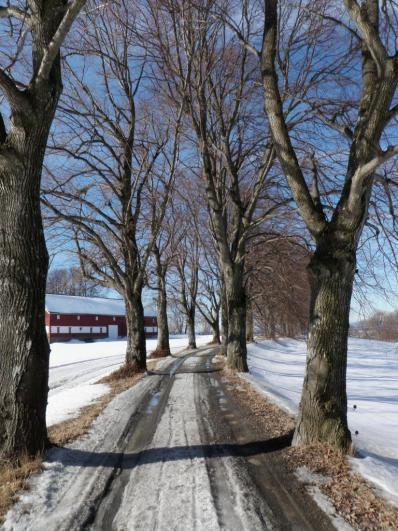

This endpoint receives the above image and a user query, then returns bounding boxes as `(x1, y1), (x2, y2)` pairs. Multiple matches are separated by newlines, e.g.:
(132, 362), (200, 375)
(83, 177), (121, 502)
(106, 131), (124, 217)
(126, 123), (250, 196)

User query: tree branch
(352, 144), (398, 186)
(0, 5), (30, 23)
(35, 0), (87, 85)
(0, 69), (29, 110)
(343, 0), (388, 76)
(261, 0), (327, 237)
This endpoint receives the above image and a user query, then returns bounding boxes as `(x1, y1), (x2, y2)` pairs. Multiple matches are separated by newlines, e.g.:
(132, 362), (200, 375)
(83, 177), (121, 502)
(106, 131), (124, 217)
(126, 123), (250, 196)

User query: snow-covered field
(245, 337), (398, 507)
(47, 335), (212, 426)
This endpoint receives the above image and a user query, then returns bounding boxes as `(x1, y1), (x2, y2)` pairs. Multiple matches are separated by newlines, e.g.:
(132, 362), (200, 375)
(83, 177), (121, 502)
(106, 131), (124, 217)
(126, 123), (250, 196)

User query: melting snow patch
(295, 467), (354, 531)
(46, 383), (109, 426)
(350, 453), (398, 508)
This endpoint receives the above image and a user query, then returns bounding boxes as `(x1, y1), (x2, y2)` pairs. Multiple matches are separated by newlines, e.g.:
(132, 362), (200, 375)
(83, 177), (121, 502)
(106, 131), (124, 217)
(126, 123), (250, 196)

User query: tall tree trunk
(210, 318), (221, 344)
(186, 307), (197, 349)
(225, 264), (248, 371)
(246, 297), (254, 342)
(124, 289), (147, 371)
(292, 242), (354, 451)
(220, 282), (228, 356)
(156, 273), (171, 356)
(0, 91), (61, 458)
(0, 157), (51, 458)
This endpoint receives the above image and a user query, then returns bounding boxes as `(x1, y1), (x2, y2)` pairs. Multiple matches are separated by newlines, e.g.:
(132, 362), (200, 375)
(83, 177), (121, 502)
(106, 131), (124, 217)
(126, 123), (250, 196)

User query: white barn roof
(45, 294), (157, 317)
(45, 294), (126, 316)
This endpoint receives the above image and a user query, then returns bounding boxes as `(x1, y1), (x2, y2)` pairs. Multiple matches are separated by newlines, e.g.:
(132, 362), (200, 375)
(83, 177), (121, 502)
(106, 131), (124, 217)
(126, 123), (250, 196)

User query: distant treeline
(352, 310), (398, 342)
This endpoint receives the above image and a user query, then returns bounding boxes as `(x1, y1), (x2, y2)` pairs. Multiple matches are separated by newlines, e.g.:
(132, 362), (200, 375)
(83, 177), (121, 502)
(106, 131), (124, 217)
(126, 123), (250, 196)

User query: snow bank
(47, 335), (213, 427)
(245, 337), (398, 507)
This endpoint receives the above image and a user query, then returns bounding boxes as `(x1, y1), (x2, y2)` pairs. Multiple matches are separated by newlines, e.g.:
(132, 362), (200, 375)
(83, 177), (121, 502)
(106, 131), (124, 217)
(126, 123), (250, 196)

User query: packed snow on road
(245, 337), (398, 507)
(47, 335), (212, 426)
(4, 348), (284, 531)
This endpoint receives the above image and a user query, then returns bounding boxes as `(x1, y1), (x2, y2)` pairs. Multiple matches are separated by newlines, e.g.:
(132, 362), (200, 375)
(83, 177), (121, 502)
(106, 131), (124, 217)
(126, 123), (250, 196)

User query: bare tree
(245, 284), (254, 343)
(196, 250), (222, 345)
(246, 236), (310, 339)
(168, 305), (185, 335)
(149, 207), (184, 357)
(43, 2), (182, 372)
(0, 0), (87, 458)
(227, 0), (398, 450)
(47, 266), (100, 297)
(354, 309), (398, 341)
(172, 231), (200, 349)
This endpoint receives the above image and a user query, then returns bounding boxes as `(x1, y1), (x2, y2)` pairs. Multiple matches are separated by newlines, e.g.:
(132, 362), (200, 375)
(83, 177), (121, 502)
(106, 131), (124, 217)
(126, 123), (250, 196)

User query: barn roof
(45, 294), (156, 317)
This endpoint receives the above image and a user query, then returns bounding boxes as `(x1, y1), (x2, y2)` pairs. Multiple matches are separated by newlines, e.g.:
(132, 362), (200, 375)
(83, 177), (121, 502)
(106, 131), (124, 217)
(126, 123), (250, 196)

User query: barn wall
(46, 312), (157, 343)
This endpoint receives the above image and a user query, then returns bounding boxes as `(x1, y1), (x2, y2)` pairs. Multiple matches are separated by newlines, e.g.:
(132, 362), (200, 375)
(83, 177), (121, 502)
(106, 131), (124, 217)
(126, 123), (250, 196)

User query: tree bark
(155, 272), (171, 356)
(0, 155), (51, 458)
(246, 297), (254, 342)
(186, 308), (197, 349)
(0, 83), (62, 459)
(220, 281), (228, 356)
(225, 265), (248, 371)
(210, 319), (221, 344)
(124, 290), (147, 371)
(292, 240), (355, 451)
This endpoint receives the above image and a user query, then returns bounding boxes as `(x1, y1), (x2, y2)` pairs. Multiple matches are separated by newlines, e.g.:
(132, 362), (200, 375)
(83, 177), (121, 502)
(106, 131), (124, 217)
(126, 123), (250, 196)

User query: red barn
(45, 294), (157, 343)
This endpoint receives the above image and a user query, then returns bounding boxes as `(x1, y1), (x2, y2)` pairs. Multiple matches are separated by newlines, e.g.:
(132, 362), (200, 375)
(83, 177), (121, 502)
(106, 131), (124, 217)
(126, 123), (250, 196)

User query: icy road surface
(4, 347), (334, 531)
(47, 335), (212, 425)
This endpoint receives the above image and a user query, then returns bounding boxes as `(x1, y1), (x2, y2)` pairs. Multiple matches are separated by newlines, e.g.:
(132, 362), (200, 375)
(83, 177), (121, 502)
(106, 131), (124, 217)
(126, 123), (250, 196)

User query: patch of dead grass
(223, 369), (295, 437)
(98, 363), (144, 382)
(149, 348), (171, 359)
(286, 444), (398, 530)
(223, 370), (398, 531)
(0, 455), (42, 524)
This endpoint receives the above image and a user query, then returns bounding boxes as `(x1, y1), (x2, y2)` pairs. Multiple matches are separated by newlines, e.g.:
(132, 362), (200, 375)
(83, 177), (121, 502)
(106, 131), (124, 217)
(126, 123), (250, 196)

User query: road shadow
(147, 368), (222, 376)
(47, 431), (293, 469)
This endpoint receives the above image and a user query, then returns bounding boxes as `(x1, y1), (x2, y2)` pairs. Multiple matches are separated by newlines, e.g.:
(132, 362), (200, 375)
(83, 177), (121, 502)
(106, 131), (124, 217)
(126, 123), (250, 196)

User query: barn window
(77, 315), (80, 320)
(57, 314), (60, 320)
(113, 316), (116, 321)
(95, 316), (98, 321)
(57, 327), (60, 334)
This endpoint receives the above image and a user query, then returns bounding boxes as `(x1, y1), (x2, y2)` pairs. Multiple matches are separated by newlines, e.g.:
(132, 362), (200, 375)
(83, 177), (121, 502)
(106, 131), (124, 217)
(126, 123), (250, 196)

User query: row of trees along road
(43, 1), (183, 372)
(2, 0), (398, 459)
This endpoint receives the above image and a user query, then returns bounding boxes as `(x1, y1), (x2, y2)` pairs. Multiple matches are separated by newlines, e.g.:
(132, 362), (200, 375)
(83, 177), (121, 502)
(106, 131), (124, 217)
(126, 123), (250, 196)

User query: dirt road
(4, 347), (335, 530)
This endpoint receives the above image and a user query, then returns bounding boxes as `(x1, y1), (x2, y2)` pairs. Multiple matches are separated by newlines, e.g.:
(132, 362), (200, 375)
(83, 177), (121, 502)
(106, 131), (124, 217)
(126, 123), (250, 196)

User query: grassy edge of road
(222, 366), (398, 531)
(0, 356), (163, 524)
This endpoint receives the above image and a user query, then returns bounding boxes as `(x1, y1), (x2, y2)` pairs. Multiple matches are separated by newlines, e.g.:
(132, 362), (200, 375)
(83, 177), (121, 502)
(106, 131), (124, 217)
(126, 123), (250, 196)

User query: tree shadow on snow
(355, 448), (398, 469)
(46, 431), (293, 469)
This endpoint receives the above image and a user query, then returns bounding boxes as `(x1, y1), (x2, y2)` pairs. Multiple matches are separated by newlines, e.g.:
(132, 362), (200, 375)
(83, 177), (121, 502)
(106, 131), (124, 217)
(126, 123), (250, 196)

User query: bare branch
(0, 5), (30, 23)
(0, 69), (29, 110)
(343, 0), (389, 76)
(261, 0), (327, 237)
(35, 0), (87, 85)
